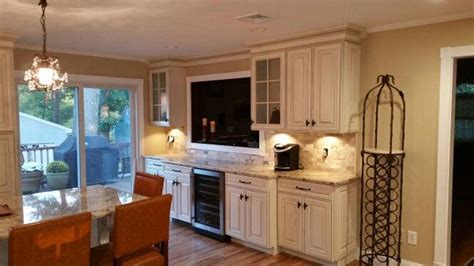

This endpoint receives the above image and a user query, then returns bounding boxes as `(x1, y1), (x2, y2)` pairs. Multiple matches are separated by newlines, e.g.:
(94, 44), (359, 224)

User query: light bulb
(37, 67), (54, 86)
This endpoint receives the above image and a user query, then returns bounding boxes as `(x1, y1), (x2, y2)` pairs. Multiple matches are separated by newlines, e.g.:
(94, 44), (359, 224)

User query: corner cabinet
(286, 42), (360, 133)
(251, 52), (286, 130)
(149, 67), (186, 128)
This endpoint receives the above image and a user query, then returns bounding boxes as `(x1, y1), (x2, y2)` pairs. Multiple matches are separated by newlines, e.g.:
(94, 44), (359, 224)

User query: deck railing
(20, 144), (58, 170)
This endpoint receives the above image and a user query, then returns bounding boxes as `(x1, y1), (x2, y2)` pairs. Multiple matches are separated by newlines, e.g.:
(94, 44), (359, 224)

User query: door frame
(434, 45), (474, 266)
(15, 71), (145, 190)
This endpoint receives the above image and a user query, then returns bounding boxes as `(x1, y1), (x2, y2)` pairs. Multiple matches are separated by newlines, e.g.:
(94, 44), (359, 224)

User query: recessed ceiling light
(164, 45), (178, 49)
(236, 12), (271, 24)
(250, 27), (267, 32)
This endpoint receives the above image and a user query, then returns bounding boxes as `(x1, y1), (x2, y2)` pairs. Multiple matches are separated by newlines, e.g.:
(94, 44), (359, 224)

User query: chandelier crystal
(24, 0), (67, 91)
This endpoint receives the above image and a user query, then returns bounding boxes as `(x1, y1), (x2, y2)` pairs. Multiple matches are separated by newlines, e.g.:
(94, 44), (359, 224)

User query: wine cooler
(191, 168), (229, 241)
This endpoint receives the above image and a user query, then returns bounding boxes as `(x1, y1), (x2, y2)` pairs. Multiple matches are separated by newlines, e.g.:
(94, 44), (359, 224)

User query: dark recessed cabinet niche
(191, 77), (259, 149)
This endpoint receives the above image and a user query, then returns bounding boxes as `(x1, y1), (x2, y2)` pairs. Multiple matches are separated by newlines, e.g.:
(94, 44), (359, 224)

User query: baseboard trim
(230, 238), (278, 255)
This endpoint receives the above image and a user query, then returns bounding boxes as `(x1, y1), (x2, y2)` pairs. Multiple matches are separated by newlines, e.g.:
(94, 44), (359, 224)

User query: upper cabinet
(251, 52), (286, 130)
(249, 26), (362, 133)
(149, 66), (186, 128)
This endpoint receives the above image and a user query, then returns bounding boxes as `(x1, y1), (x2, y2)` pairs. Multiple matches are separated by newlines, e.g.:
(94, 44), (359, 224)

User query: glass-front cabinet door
(150, 69), (169, 126)
(251, 52), (285, 130)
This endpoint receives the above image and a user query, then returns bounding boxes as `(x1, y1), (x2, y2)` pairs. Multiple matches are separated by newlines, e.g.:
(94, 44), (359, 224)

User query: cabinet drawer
(278, 178), (332, 200)
(163, 163), (192, 174)
(226, 173), (268, 192)
(145, 158), (164, 168)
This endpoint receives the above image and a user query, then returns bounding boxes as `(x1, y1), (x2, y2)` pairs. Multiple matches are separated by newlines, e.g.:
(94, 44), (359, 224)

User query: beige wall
(13, 48), (167, 155)
(360, 18), (474, 264)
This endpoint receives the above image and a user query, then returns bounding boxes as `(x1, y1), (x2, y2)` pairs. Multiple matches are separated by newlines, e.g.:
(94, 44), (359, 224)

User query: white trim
(15, 44), (148, 63)
(366, 11), (474, 33)
(14, 71), (145, 187)
(435, 44), (474, 266)
(148, 49), (251, 68)
(186, 71), (265, 156)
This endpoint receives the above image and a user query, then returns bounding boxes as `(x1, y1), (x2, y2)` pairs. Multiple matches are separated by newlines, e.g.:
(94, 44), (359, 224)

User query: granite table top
(0, 185), (146, 239)
(145, 154), (359, 186)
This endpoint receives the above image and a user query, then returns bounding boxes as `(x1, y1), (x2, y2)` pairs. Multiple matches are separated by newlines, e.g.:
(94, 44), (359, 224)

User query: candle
(202, 118), (208, 126)
(210, 121), (216, 133)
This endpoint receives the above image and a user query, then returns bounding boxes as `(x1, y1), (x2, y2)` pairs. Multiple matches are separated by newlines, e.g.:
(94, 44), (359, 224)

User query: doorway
(451, 57), (474, 265)
(17, 75), (142, 194)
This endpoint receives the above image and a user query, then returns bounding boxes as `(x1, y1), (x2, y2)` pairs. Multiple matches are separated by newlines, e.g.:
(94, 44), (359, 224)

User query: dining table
(0, 185), (147, 240)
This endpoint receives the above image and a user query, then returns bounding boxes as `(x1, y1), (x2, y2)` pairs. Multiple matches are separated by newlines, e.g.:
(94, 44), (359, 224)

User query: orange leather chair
(9, 212), (92, 266)
(91, 194), (172, 266)
(134, 172), (164, 197)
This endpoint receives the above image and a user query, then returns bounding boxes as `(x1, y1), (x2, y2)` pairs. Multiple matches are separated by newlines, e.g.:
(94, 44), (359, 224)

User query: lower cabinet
(152, 161), (191, 223)
(278, 178), (357, 263)
(225, 174), (276, 249)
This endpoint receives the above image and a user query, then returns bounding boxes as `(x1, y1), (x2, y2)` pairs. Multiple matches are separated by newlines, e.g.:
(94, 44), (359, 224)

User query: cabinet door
(0, 134), (17, 196)
(0, 49), (15, 131)
(150, 70), (170, 127)
(278, 193), (304, 252)
(287, 48), (312, 130)
(177, 180), (191, 223)
(304, 197), (332, 260)
(312, 43), (341, 132)
(164, 178), (177, 218)
(251, 52), (285, 130)
(245, 190), (269, 247)
(225, 186), (246, 240)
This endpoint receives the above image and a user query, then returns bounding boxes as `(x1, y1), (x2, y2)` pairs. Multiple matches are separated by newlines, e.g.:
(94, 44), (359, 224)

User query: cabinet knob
(305, 120), (310, 127)
(297, 201), (302, 208)
(312, 119), (316, 127)
(303, 203), (308, 210)
(240, 194), (244, 200)
(245, 195), (249, 201)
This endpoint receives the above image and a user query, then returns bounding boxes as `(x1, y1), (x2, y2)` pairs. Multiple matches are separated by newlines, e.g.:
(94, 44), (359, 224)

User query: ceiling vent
(235, 13), (271, 24)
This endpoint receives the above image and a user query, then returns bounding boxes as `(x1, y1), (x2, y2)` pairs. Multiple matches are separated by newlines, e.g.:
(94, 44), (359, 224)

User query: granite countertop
(145, 154), (359, 186)
(0, 185), (146, 239)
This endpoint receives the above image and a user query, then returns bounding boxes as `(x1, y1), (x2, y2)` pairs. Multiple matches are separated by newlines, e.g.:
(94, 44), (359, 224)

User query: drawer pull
(297, 201), (302, 209)
(296, 186), (311, 191)
(245, 195), (249, 201)
(303, 202), (308, 210)
(171, 169), (182, 173)
(239, 180), (251, 185)
(240, 194), (244, 200)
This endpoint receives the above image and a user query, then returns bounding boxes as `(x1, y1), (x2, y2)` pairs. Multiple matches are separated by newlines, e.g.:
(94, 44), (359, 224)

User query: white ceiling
(1, 0), (473, 61)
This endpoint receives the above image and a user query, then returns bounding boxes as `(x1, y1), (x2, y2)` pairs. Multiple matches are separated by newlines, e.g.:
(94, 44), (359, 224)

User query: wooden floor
(169, 221), (357, 266)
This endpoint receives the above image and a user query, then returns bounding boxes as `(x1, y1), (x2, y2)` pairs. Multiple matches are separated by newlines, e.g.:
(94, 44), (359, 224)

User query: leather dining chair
(91, 194), (172, 266)
(134, 172), (164, 197)
(9, 212), (92, 266)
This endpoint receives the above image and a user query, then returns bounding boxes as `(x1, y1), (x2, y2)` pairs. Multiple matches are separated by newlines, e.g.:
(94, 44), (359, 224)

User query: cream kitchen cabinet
(149, 67), (186, 128)
(160, 163), (192, 223)
(0, 34), (20, 197)
(278, 178), (358, 265)
(251, 52), (286, 130)
(286, 42), (360, 133)
(225, 173), (277, 251)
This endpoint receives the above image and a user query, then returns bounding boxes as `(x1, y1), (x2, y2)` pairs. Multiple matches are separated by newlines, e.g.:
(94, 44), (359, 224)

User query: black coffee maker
(273, 143), (300, 171)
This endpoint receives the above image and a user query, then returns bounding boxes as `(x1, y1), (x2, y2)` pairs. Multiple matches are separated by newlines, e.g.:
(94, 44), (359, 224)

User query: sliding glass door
(18, 84), (137, 194)
(83, 87), (134, 191)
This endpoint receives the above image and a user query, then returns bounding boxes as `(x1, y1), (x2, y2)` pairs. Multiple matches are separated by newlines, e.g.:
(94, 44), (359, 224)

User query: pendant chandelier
(24, 0), (67, 91)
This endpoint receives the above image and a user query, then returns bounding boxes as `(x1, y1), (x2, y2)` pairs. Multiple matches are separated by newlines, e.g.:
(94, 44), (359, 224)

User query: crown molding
(0, 32), (18, 49)
(15, 44), (148, 63)
(366, 11), (474, 33)
(148, 49), (251, 68)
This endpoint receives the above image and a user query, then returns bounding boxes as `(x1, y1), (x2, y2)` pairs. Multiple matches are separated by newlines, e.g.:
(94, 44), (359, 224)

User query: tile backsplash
(165, 128), (357, 174)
